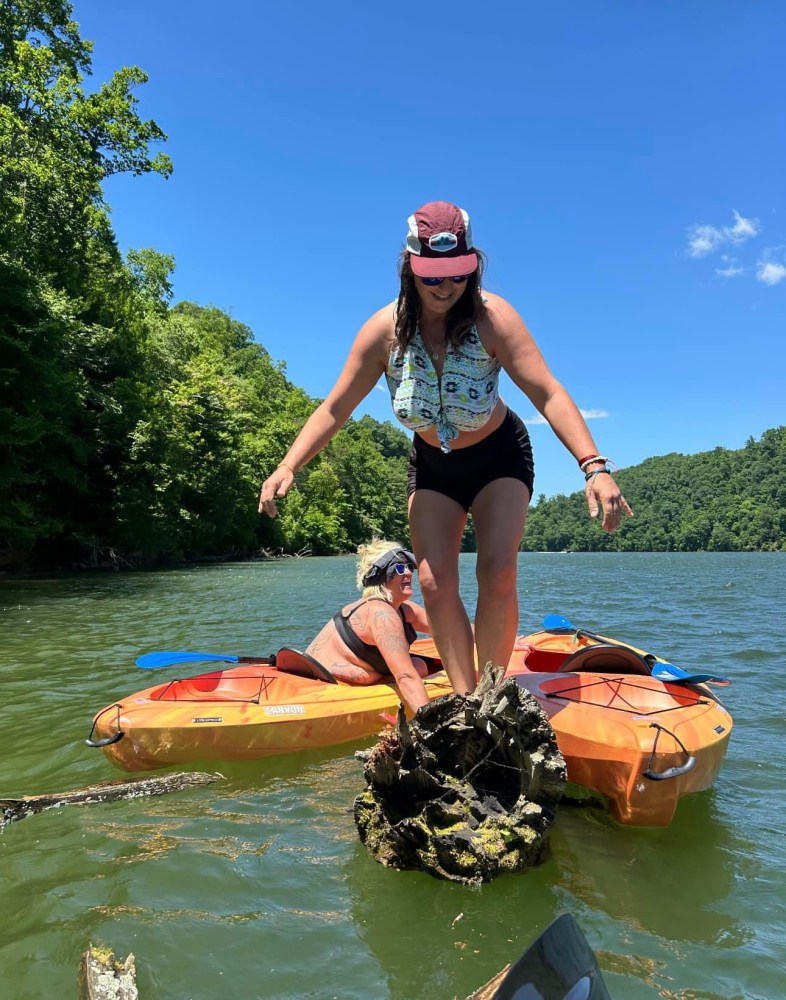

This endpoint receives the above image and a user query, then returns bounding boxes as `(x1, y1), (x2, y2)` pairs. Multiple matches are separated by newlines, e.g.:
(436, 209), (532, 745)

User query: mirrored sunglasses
(387, 562), (415, 579)
(420, 275), (469, 287)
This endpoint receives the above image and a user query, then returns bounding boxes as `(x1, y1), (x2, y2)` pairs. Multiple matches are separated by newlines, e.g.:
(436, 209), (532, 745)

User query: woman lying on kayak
(305, 540), (432, 712)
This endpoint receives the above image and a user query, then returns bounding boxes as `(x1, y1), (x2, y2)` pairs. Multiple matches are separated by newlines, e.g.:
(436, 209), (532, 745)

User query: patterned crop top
(385, 325), (501, 453)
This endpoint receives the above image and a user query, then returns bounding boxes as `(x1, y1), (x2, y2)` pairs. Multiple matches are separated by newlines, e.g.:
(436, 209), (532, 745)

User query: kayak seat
(558, 643), (651, 676)
(274, 648), (338, 684)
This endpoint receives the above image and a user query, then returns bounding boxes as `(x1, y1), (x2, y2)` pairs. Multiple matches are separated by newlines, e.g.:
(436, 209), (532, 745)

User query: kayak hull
(88, 665), (455, 771)
(513, 671), (731, 826)
(510, 631), (732, 825)
(88, 630), (732, 826)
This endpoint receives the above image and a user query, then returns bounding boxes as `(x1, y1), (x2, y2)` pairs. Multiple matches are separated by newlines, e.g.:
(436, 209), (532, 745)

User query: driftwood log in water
(354, 666), (567, 885)
(1, 771), (221, 831)
(78, 946), (138, 1000)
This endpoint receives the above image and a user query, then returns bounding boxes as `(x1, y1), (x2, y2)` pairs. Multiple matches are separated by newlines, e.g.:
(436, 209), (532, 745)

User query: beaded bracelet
(277, 462), (296, 475)
(579, 455), (609, 472)
(577, 453), (601, 468)
(585, 468), (612, 481)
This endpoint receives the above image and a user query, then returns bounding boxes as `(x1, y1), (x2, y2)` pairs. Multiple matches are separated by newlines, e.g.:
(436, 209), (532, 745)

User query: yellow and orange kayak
(86, 629), (732, 827)
(87, 662), (453, 772)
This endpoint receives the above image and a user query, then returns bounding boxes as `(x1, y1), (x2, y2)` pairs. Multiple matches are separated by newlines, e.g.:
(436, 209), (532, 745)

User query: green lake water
(1, 553), (784, 999)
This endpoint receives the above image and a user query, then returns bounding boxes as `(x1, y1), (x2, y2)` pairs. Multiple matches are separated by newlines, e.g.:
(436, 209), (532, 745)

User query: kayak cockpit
(523, 640), (650, 675)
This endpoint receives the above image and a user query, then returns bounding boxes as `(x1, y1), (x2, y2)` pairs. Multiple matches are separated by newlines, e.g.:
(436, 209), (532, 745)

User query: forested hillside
(1, 2), (411, 571)
(522, 427), (786, 552)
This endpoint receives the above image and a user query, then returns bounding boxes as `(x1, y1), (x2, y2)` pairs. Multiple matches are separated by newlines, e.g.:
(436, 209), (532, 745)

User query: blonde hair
(356, 539), (406, 602)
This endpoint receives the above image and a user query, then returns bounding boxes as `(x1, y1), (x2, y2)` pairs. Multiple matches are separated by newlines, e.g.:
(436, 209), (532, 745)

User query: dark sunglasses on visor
(361, 548), (416, 586)
(420, 275), (469, 286)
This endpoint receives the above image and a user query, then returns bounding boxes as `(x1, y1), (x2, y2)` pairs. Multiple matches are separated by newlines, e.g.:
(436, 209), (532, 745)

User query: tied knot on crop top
(385, 324), (501, 453)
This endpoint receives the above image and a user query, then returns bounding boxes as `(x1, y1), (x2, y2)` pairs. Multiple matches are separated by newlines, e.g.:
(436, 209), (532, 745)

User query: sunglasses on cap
(361, 548), (416, 586)
(420, 275), (470, 287)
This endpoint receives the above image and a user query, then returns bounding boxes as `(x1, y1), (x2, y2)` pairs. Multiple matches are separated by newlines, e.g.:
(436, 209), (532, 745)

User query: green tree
(0, 0), (171, 567)
(126, 248), (174, 316)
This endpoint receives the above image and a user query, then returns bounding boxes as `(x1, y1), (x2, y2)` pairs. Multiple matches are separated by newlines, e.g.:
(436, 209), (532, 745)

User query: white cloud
(686, 210), (760, 258)
(728, 211), (759, 242)
(687, 225), (724, 257)
(757, 261), (786, 285)
(715, 265), (745, 278)
(755, 246), (786, 286)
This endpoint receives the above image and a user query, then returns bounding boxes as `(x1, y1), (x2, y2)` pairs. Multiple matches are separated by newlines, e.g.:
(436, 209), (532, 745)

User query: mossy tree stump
(354, 666), (567, 885)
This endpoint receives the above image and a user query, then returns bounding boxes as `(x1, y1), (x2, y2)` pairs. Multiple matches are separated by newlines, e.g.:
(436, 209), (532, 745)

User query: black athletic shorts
(407, 408), (535, 512)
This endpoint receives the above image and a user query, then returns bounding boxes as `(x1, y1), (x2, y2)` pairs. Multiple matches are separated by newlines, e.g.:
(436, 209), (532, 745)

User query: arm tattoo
(372, 607), (409, 654)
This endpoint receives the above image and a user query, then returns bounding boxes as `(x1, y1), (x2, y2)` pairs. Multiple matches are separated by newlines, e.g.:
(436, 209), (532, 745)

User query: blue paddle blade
(135, 650), (240, 669)
(650, 663), (729, 686)
(649, 661), (688, 680)
(542, 613), (575, 631)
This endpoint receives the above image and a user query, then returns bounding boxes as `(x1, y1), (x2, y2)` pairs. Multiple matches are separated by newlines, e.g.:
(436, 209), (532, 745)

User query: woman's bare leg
(471, 478), (530, 674)
(408, 489), (476, 693)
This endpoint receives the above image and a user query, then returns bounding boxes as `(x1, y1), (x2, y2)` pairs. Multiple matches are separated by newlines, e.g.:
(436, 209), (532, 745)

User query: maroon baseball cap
(405, 201), (478, 277)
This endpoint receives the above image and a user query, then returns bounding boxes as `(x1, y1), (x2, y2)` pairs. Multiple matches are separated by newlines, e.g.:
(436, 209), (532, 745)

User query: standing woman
(259, 201), (633, 695)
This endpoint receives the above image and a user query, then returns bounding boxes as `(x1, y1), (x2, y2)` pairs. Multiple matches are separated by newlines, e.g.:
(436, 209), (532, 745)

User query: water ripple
(1, 554), (785, 999)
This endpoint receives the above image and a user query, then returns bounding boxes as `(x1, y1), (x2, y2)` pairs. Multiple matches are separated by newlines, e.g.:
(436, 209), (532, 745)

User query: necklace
(422, 333), (444, 361)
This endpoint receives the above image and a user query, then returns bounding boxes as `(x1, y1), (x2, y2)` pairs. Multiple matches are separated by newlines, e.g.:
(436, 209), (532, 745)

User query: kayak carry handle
(85, 731), (125, 748)
(84, 705), (124, 749)
(643, 755), (696, 781)
(643, 722), (696, 781)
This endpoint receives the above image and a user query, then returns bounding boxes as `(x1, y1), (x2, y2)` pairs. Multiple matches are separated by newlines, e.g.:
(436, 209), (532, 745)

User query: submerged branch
(1, 771), (222, 830)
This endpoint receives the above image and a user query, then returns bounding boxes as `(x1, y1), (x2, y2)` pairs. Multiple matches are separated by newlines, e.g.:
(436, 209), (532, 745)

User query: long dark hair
(393, 249), (487, 358)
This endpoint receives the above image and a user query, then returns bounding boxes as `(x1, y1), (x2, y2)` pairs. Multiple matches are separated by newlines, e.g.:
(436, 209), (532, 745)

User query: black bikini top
(332, 598), (416, 676)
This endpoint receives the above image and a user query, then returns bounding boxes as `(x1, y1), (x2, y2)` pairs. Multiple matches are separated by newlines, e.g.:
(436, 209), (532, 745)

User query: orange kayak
(86, 630), (732, 826)
(87, 659), (454, 772)
(507, 630), (733, 826)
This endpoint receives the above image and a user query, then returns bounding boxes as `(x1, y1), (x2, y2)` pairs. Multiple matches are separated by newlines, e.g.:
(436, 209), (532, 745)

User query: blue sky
(74, 0), (784, 500)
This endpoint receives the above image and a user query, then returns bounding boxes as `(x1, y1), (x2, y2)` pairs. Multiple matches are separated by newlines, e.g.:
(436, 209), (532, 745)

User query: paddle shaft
(566, 629), (727, 684)
(542, 614), (729, 685)
(546, 618), (645, 657)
